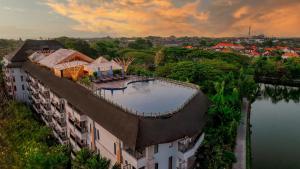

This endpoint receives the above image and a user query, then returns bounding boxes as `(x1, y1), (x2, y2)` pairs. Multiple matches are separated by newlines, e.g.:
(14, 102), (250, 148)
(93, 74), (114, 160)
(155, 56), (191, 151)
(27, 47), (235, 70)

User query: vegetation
(253, 57), (300, 80)
(0, 101), (70, 169)
(80, 75), (92, 87)
(72, 148), (121, 169)
(2, 37), (299, 168)
(0, 39), (22, 58)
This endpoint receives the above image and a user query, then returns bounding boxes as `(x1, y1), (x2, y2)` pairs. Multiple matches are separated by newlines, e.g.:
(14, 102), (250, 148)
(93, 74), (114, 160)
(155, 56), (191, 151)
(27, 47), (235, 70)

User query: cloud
(45, 0), (300, 37)
(233, 6), (249, 19)
(45, 0), (209, 36)
(230, 3), (300, 37)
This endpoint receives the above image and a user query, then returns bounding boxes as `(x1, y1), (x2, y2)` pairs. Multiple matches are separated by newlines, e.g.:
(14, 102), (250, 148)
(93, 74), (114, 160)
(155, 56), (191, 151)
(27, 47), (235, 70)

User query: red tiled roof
(213, 42), (244, 49)
(282, 52), (299, 58)
(265, 47), (276, 51)
(250, 51), (260, 56)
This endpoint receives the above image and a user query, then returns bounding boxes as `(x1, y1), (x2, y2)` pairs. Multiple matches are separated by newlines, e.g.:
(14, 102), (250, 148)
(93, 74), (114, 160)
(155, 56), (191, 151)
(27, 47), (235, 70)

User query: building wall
(4, 67), (29, 102)
(11, 71), (204, 169)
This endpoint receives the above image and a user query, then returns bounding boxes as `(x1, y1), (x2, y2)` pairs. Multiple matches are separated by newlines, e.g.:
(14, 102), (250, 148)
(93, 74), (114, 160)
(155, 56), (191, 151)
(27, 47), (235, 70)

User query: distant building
(212, 42), (245, 51)
(282, 52), (299, 59)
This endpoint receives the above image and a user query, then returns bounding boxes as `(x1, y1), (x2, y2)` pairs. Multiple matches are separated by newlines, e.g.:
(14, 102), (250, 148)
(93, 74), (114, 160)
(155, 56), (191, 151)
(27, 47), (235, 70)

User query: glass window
(97, 129), (100, 140)
(155, 163), (158, 169)
(114, 143), (116, 155)
(168, 156), (172, 169)
(154, 145), (159, 154)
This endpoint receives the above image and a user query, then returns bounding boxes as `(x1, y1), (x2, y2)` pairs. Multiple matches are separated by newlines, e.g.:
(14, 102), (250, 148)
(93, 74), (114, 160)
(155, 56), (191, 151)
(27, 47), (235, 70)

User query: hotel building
(2, 40), (210, 169)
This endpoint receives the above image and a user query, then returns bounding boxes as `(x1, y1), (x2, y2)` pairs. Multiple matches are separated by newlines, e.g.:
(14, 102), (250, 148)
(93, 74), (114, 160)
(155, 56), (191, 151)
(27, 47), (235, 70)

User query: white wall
(9, 68), (29, 102)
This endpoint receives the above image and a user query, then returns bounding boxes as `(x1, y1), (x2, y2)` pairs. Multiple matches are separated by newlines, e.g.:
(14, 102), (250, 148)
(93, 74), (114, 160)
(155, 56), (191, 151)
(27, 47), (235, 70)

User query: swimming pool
(95, 80), (198, 116)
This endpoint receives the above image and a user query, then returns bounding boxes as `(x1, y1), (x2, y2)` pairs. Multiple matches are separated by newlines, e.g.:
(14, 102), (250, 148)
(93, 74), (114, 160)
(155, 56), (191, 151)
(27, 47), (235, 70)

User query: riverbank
(232, 98), (251, 169)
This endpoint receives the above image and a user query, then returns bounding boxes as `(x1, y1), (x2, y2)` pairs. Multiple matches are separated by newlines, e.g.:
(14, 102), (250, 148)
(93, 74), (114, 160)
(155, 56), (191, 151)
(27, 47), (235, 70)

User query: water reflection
(251, 84), (300, 169)
(97, 80), (198, 115)
(257, 84), (300, 103)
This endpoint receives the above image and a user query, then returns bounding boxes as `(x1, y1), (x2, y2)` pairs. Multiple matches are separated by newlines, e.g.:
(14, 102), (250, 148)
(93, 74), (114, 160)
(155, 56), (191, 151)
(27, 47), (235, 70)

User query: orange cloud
(46, 0), (209, 37)
(46, 0), (300, 37)
(231, 4), (300, 37)
(233, 6), (250, 19)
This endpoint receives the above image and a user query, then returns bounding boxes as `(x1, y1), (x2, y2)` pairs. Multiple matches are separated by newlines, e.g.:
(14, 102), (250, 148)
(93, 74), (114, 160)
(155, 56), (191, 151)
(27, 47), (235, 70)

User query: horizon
(0, 0), (299, 39)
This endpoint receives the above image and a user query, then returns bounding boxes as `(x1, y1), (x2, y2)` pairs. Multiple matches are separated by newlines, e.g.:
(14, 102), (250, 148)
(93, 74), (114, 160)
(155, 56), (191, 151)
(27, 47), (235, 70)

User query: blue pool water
(96, 80), (198, 115)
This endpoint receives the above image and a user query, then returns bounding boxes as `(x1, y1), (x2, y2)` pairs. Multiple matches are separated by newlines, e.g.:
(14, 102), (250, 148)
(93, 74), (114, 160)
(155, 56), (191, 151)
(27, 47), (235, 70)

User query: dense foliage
(0, 101), (70, 169)
(253, 57), (300, 79)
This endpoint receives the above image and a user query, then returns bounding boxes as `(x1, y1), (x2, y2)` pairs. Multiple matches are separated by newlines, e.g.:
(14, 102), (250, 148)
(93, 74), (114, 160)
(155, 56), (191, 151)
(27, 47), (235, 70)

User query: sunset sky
(0, 0), (299, 39)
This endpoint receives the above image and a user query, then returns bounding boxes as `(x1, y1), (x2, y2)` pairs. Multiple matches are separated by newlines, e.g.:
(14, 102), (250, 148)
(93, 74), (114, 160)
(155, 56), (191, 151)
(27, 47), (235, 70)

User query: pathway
(232, 98), (250, 169)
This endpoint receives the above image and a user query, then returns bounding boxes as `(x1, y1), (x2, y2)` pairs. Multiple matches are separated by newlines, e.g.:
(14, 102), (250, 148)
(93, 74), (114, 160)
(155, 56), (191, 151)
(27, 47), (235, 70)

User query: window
(22, 85), (25, 90)
(154, 145), (159, 154)
(168, 156), (172, 169)
(132, 167), (136, 169)
(12, 77), (15, 82)
(155, 163), (158, 169)
(21, 76), (23, 81)
(97, 129), (100, 140)
(14, 86), (17, 91)
(138, 167), (145, 169)
(114, 143), (117, 155)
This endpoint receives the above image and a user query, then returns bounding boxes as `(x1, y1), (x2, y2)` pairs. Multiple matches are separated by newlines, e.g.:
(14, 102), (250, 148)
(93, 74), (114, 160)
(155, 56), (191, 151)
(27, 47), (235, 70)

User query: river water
(251, 84), (300, 169)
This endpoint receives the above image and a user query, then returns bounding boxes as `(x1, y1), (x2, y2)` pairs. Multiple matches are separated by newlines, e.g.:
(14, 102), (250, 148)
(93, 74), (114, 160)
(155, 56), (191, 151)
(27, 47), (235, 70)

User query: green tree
(128, 38), (153, 49)
(72, 148), (111, 169)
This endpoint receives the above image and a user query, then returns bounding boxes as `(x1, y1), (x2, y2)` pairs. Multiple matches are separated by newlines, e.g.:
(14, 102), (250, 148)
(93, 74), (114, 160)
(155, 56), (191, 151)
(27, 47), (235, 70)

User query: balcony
(177, 133), (205, 160)
(41, 104), (52, 115)
(124, 148), (145, 160)
(42, 91), (50, 99)
(68, 118), (87, 134)
(44, 115), (53, 123)
(53, 127), (68, 141)
(70, 132), (87, 149)
(53, 115), (67, 127)
(32, 103), (41, 113)
(32, 93), (40, 103)
(51, 101), (65, 114)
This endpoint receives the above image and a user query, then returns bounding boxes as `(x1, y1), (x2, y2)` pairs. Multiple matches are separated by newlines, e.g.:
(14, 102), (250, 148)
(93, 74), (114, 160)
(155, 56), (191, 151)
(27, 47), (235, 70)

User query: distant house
(84, 57), (122, 76)
(282, 52), (299, 59)
(276, 46), (291, 53)
(183, 45), (193, 49)
(212, 42), (245, 51)
(248, 50), (261, 57)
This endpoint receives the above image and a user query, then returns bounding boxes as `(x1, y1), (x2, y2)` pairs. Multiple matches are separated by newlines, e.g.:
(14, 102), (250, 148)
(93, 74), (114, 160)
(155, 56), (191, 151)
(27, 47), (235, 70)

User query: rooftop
(7, 40), (210, 150)
(93, 77), (198, 117)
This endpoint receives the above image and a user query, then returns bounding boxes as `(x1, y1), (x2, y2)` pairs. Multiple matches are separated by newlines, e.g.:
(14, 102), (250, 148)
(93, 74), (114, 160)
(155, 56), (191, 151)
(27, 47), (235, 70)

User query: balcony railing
(41, 104), (52, 116)
(32, 94), (40, 103)
(53, 115), (67, 127)
(45, 115), (53, 122)
(54, 127), (67, 141)
(51, 101), (65, 113)
(41, 91), (50, 99)
(69, 118), (87, 133)
(70, 132), (87, 148)
(178, 134), (204, 154)
(124, 148), (145, 160)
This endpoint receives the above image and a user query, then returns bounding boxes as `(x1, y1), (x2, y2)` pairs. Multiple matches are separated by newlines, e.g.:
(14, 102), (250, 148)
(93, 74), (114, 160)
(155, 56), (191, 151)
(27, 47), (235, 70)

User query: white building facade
(3, 40), (209, 169)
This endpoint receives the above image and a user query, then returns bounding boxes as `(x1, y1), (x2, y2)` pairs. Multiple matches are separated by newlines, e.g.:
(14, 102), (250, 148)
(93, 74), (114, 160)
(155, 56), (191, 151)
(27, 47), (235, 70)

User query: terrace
(86, 75), (199, 118)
